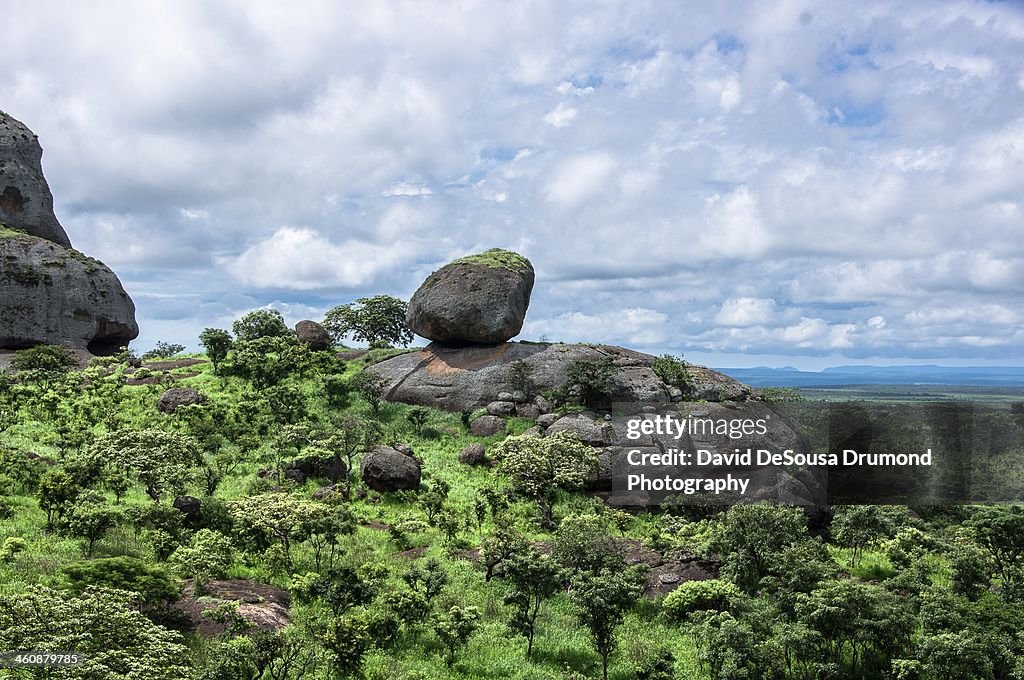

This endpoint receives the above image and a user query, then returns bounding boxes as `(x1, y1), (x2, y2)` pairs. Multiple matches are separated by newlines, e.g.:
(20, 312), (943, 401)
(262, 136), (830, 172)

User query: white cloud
(543, 103), (578, 128)
(225, 227), (414, 290)
(544, 152), (615, 207)
(715, 298), (777, 326)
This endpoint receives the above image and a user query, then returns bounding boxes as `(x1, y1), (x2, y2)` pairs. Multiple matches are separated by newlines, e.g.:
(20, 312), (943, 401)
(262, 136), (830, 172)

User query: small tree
(36, 468), (81, 529)
(503, 546), (563, 657)
(170, 529), (235, 594)
(59, 493), (121, 557)
(348, 371), (390, 414)
(652, 354), (693, 395)
(564, 356), (616, 408)
(232, 308), (291, 341)
(403, 557), (448, 603)
(434, 605), (481, 667)
(321, 612), (371, 677)
(86, 429), (203, 502)
(571, 566), (647, 680)
(12, 344), (80, 373)
(198, 328), (233, 374)
(141, 341), (186, 361)
(493, 431), (598, 528)
(322, 296), (413, 348)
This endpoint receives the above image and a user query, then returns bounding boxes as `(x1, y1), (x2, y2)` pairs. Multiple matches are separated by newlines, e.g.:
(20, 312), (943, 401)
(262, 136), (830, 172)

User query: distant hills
(716, 365), (1024, 388)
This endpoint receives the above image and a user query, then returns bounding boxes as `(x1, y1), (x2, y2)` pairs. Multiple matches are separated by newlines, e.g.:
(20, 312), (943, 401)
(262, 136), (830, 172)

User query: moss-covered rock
(407, 248), (535, 345)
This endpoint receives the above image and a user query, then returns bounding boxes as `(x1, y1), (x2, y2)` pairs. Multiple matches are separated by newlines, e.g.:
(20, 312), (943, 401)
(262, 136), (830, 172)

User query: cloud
(2, 0), (1022, 364)
(224, 227), (414, 290)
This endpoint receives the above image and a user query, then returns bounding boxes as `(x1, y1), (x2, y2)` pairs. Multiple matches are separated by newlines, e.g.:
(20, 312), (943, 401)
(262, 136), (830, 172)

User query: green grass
(450, 248), (532, 274)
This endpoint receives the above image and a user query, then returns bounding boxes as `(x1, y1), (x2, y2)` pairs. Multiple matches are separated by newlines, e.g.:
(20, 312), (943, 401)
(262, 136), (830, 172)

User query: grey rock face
(546, 414), (614, 446)
(0, 113), (71, 248)
(360, 445), (421, 492)
(157, 387), (205, 414)
(365, 341), (751, 413)
(0, 232), (138, 353)
(486, 400), (516, 416)
(406, 249), (535, 345)
(295, 320), (331, 351)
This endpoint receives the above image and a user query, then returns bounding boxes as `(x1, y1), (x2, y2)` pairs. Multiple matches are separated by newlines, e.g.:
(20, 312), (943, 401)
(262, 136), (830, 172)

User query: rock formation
(0, 112), (71, 248)
(0, 112), (138, 354)
(360, 445), (421, 492)
(366, 341), (750, 413)
(406, 248), (534, 345)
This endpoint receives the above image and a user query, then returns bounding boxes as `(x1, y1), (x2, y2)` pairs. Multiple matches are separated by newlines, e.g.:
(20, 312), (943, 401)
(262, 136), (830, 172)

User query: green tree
(0, 585), (192, 679)
(322, 295), (412, 348)
(711, 503), (808, 591)
(321, 612), (371, 677)
(232, 308), (291, 341)
(348, 371), (390, 414)
(198, 328), (233, 374)
(36, 468), (81, 529)
(503, 546), (562, 657)
(59, 492), (121, 556)
(434, 605), (482, 667)
(493, 431), (598, 528)
(831, 505), (901, 567)
(229, 493), (328, 567)
(552, 513), (622, 577)
(571, 566), (647, 680)
(652, 354), (693, 394)
(86, 429), (203, 502)
(63, 557), (180, 612)
(564, 356), (616, 408)
(141, 341), (186, 361)
(170, 529), (234, 594)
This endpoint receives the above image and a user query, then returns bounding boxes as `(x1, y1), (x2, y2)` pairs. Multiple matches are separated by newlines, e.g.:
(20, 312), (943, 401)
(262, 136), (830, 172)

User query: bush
(63, 557), (180, 608)
(141, 341), (186, 361)
(564, 356), (616, 409)
(12, 344), (79, 373)
(0, 537), (27, 563)
(662, 579), (739, 620)
(652, 354), (693, 394)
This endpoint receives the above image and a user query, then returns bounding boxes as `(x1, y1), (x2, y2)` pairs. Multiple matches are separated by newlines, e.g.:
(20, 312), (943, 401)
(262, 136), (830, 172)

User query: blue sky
(3, 1), (1023, 369)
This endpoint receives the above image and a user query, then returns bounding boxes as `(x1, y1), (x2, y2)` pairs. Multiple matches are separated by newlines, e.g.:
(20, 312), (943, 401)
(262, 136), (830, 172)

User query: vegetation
(322, 295), (413, 349)
(2, 309), (1024, 678)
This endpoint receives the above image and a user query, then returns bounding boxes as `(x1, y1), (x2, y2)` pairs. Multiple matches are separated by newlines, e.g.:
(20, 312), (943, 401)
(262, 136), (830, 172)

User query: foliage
(86, 428), (203, 502)
(552, 513), (622, 576)
(323, 295), (413, 348)
(58, 491), (121, 556)
(564, 356), (616, 409)
(63, 557), (180, 609)
(831, 504), (903, 566)
(710, 503), (808, 591)
(198, 328), (233, 374)
(760, 386), (804, 403)
(12, 343), (80, 373)
(349, 371), (391, 413)
(141, 341), (186, 361)
(493, 431), (598, 527)
(0, 585), (192, 679)
(170, 529), (235, 592)
(662, 579), (739, 620)
(232, 308), (292, 341)
(570, 566), (647, 680)
(652, 354), (693, 393)
(434, 605), (482, 667)
(503, 545), (562, 656)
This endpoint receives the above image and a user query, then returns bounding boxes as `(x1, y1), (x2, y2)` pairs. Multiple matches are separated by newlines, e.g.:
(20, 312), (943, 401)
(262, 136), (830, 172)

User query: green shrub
(12, 344), (79, 373)
(652, 354), (693, 394)
(662, 579), (739, 620)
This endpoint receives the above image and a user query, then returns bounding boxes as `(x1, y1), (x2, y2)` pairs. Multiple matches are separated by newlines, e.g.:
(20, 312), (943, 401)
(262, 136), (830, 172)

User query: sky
(3, 1), (1023, 370)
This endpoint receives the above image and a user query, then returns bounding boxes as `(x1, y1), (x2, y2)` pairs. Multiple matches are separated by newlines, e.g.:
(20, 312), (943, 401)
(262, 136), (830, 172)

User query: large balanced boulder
(406, 248), (534, 345)
(360, 445), (421, 492)
(0, 230), (139, 354)
(295, 320), (331, 351)
(0, 112), (72, 248)
(365, 341), (750, 412)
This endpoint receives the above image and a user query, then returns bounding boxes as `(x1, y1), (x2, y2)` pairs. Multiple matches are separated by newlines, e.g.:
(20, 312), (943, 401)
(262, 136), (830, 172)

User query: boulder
(360, 445), (421, 492)
(534, 395), (552, 413)
(458, 443), (487, 466)
(157, 387), (205, 414)
(365, 341), (750, 413)
(283, 468), (306, 485)
(546, 414), (613, 446)
(515, 403), (540, 419)
(537, 413), (560, 429)
(0, 112), (72, 248)
(0, 231), (139, 354)
(288, 456), (347, 483)
(295, 320), (331, 351)
(172, 495), (203, 523)
(406, 248), (534, 345)
(486, 400), (516, 416)
(469, 415), (506, 437)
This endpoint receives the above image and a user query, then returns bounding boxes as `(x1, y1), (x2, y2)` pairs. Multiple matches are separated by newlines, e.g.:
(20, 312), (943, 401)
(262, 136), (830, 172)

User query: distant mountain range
(716, 365), (1024, 388)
